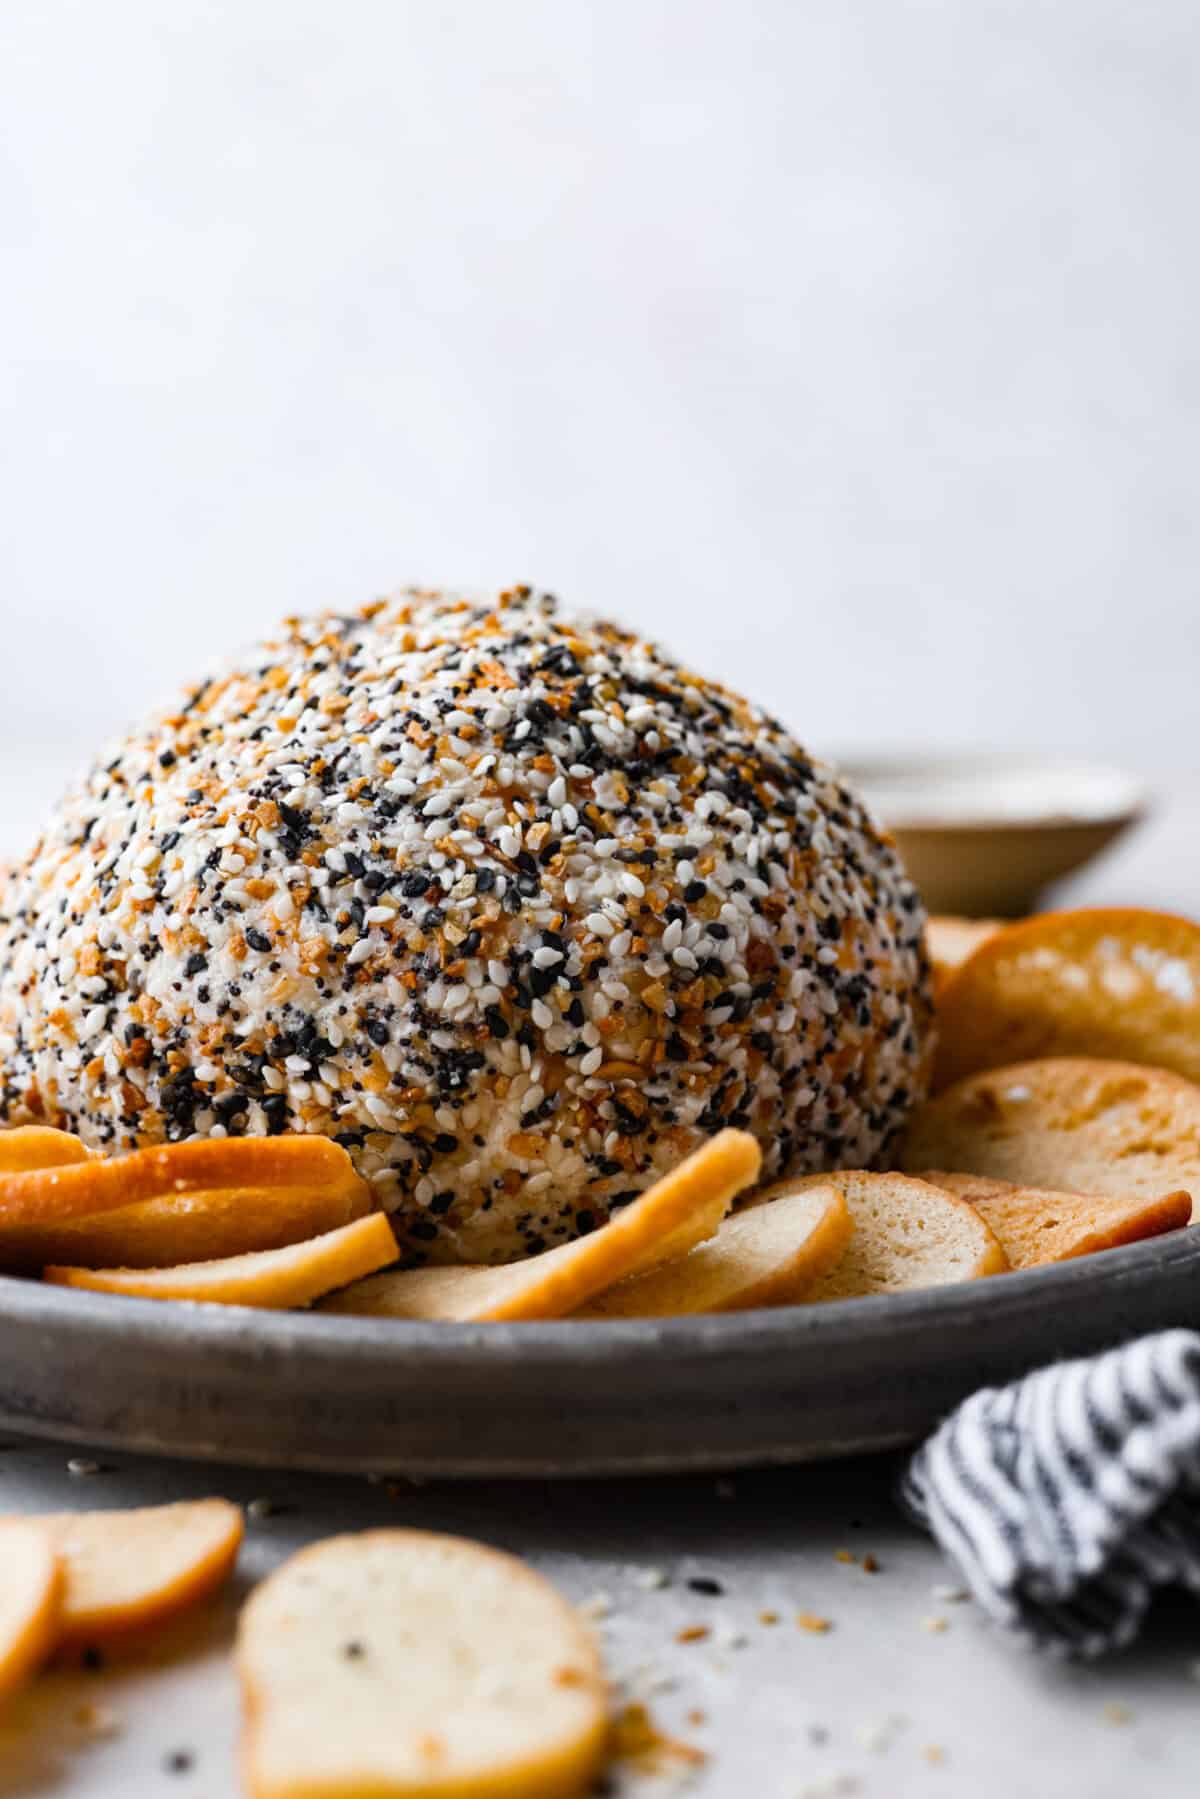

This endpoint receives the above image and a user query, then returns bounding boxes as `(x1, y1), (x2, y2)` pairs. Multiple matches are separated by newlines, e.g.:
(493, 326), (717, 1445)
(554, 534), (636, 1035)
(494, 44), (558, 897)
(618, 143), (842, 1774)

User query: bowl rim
(836, 751), (1150, 834)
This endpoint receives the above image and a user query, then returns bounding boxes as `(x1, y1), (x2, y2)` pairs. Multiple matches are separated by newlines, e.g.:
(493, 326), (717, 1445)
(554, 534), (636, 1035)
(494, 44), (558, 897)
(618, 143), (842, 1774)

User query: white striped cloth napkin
(901, 1330), (1200, 1657)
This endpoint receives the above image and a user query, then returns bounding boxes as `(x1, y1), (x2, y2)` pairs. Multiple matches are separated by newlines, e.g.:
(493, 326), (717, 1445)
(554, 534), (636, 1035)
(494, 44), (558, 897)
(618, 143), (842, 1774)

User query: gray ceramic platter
(1, 1231), (1198, 1477)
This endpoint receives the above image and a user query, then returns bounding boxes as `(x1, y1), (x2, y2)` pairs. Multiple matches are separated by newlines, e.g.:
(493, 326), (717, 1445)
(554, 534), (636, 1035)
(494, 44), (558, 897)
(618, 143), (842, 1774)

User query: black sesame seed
(245, 928), (272, 953)
(687, 1576), (725, 1596)
(683, 880), (707, 903)
(262, 1094), (290, 1135)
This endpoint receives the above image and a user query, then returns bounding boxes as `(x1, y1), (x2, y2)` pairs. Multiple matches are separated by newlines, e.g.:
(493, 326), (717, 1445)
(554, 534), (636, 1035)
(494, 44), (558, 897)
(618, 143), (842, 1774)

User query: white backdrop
(2, 0), (1198, 853)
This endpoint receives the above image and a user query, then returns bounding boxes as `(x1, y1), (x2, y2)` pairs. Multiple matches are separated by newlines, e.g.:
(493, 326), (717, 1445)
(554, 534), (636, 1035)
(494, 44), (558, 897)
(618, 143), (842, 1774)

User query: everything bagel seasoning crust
(0, 588), (933, 1264)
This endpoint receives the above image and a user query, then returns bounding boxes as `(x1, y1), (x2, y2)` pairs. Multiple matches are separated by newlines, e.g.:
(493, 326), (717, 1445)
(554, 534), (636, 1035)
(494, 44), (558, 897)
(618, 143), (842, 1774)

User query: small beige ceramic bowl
(840, 754), (1149, 917)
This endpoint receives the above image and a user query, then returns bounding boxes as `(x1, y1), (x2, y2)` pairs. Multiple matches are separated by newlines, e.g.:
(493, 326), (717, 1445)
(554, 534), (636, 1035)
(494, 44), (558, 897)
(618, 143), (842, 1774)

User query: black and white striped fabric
(901, 1330), (1200, 1657)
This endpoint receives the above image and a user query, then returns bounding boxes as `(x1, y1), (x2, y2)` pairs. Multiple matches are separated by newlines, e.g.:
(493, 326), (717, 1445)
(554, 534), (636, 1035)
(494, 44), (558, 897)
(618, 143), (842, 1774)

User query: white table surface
(1, 790), (1198, 1798)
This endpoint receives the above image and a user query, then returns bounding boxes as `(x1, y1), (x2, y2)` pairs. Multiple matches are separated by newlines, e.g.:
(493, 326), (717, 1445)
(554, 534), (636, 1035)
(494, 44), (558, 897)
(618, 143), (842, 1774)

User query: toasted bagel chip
(45, 1212), (398, 1309)
(934, 907), (1200, 1089)
(0, 1127), (93, 1174)
(0, 1520), (62, 1699)
(574, 1183), (851, 1317)
(902, 1057), (1200, 1219)
(926, 915), (1004, 998)
(237, 1529), (607, 1799)
(923, 1171), (1190, 1268)
(30, 1499), (244, 1649)
(756, 1171), (1006, 1300)
(322, 1129), (760, 1323)
(0, 1137), (370, 1270)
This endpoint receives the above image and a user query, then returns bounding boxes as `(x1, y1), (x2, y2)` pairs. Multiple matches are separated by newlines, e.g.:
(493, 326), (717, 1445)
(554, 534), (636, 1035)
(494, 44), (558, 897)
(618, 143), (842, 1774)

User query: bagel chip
(0, 1136), (370, 1270)
(32, 1499), (244, 1649)
(237, 1530), (608, 1799)
(0, 1128), (93, 1174)
(0, 1520), (62, 1699)
(45, 1212), (398, 1309)
(934, 907), (1200, 1089)
(574, 1182), (851, 1317)
(926, 915), (1004, 998)
(321, 1129), (760, 1323)
(902, 1057), (1200, 1218)
(758, 1171), (1007, 1300)
(924, 1171), (1190, 1269)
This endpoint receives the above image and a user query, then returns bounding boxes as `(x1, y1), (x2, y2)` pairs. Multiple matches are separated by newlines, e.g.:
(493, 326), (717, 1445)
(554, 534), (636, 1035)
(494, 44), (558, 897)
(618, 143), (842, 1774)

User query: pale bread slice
(321, 1129), (759, 1323)
(901, 1056), (1200, 1220)
(933, 907), (1200, 1090)
(926, 915), (1004, 998)
(922, 1170), (1190, 1269)
(755, 1171), (1007, 1300)
(33, 1499), (244, 1648)
(0, 1135), (369, 1270)
(573, 1182), (851, 1317)
(0, 1127), (93, 1173)
(0, 1520), (62, 1698)
(237, 1529), (608, 1799)
(44, 1212), (398, 1309)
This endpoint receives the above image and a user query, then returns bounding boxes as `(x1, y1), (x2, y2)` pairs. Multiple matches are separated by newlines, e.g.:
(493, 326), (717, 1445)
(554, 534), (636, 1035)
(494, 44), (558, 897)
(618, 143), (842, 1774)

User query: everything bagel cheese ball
(0, 588), (933, 1264)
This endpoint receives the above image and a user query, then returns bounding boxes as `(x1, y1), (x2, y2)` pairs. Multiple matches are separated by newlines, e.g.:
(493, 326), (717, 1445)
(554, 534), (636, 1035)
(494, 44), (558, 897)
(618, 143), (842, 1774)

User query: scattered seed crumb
(342, 1640), (366, 1661)
(921, 1616), (949, 1634)
(931, 1583), (968, 1604)
(164, 1749), (194, 1774)
(247, 1498), (277, 1520)
(609, 1702), (707, 1773)
(686, 1576), (724, 1597)
(798, 1775), (859, 1798)
(72, 1702), (121, 1738)
(632, 1566), (670, 1591)
(923, 1744), (946, 1765)
(834, 1549), (856, 1565)
(715, 1478), (737, 1499)
(67, 1459), (103, 1478)
(861, 1553), (880, 1574)
(713, 1621), (748, 1651)
(80, 1646), (105, 1673)
(808, 1724), (830, 1747)
(1103, 1702), (1132, 1727)
(797, 1613), (832, 1634)
(675, 1625), (711, 1644)
(859, 1714), (907, 1754)
(759, 1610), (780, 1626)
(686, 1709), (707, 1727)
(580, 1593), (613, 1622)
(628, 1663), (678, 1698)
